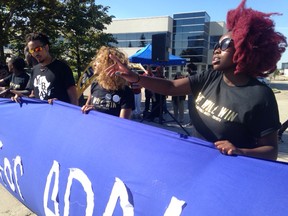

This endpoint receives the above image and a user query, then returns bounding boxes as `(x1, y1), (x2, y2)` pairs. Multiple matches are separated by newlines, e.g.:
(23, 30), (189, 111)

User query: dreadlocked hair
(93, 46), (129, 91)
(226, 0), (287, 77)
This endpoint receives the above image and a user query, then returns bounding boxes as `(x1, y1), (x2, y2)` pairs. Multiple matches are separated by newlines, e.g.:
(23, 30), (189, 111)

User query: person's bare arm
(107, 54), (192, 97)
(10, 89), (31, 96)
(85, 94), (91, 105)
(214, 131), (278, 160)
(67, 85), (79, 106)
(81, 95), (93, 114)
(0, 79), (6, 86)
(10, 89), (32, 103)
(119, 108), (132, 119)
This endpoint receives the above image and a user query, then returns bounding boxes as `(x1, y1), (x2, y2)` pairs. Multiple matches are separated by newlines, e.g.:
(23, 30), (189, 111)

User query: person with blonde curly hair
(106, 0), (287, 160)
(81, 46), (135, 119)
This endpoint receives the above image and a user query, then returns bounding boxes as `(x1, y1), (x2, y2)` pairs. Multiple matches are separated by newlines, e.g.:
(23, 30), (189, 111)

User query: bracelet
(132, 73), (141, 84)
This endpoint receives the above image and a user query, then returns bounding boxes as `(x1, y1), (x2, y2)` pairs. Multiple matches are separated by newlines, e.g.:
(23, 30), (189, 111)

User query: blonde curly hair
(92, 46), (129, 91)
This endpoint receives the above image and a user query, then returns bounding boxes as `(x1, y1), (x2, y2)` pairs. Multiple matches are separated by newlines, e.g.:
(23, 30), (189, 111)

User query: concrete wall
(105, 16), (173, 33)
(207, 21), (227, 66)
(105, 16), (173, 57)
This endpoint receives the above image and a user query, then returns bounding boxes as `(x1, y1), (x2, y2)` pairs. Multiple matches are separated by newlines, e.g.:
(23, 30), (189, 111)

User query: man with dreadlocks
(105, 0), (287, 160)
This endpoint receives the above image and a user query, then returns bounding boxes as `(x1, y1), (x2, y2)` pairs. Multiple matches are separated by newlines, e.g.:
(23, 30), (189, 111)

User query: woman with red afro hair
(106, 0), (287, 161)
(226, 0), (287, 77)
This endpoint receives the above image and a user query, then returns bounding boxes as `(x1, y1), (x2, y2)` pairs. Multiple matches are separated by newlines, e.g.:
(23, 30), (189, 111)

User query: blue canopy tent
(129, 44), (186, 66)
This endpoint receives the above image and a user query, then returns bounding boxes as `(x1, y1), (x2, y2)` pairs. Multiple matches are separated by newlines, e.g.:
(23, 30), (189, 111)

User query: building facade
(104, 12), (226, 77)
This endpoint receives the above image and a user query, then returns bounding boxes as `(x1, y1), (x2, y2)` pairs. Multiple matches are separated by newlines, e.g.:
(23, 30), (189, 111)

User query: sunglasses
(29, 45), (45, 54)
(214, 38), (234, 52)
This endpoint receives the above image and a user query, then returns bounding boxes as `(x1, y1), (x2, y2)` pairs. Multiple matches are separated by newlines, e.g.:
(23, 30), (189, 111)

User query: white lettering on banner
(13, 156), (24, 200)
(63, 168), (94, 216)
(4, 158), (16, 192)
(164, 196), (186, 216)
(0, 142), (24, 199)
(0, 165), (5, 186)
(44, 160), (60, 216)
(0, 141), (5, 186)
(103, 177), (134, 216)
(1, 156), (24, 200)
(0, 153), (188, 215)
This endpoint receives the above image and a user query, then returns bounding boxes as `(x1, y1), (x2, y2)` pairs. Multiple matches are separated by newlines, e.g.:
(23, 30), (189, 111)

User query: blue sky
(96, 0), (288, 67)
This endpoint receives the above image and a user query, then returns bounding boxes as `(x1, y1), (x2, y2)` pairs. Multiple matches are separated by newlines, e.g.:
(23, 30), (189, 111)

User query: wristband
(132, 73), (141, 83)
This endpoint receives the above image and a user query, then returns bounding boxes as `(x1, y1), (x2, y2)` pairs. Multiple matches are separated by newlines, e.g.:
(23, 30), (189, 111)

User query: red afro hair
(226, 0), (287, 77)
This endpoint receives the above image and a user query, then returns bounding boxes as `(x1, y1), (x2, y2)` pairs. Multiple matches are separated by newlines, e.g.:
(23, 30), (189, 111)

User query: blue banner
(0, 98), (287, 215)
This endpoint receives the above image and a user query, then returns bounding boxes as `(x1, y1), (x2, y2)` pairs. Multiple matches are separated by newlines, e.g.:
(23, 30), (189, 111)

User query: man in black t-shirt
(13, 32), (78, 105)
(27, 59), (76, 103)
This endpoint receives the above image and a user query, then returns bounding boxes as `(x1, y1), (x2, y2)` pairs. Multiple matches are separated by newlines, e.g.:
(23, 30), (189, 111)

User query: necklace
(40, 57), (54, 72)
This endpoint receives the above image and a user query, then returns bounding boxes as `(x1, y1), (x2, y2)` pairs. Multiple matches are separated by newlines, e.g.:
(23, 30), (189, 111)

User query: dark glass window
(172, 11), (210, 64)
(173, 40), (208, 48)
(111, 32), (170, 48)
(174, 48), (207, 56)
(173, 12), (207, 19)
(174, 25), (206, 33)
(209, 35), (222, 49)
(173, 33), (209, 41)
(173, 18), (206, 25)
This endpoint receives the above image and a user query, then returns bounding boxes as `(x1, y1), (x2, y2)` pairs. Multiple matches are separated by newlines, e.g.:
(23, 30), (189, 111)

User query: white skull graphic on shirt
(34, 75), (51, 100)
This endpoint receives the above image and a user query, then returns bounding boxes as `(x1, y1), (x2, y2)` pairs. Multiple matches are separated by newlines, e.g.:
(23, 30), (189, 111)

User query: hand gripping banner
(0, 98), (288, 215)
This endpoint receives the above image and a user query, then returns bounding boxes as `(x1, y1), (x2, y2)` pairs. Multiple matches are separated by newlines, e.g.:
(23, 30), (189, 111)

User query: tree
(59, 0), (116, 79)
(0, 0), (29, 62)
(0, 0), (66, 62)
(0, 0), (117, 81)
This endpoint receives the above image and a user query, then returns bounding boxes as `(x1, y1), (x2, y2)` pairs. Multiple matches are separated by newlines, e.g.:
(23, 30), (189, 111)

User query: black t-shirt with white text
(188, 70), (280, 148)
(90, 82), (135, 117)
(27, 59), (75, 103)
(4, 72), (30, 90)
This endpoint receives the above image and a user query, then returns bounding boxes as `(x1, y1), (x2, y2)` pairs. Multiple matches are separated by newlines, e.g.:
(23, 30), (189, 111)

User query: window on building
(209, 35), (222, 49)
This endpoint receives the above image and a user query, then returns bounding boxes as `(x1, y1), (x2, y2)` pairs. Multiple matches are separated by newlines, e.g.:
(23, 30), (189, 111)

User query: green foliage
(0, 0), (63, 61)
(274, 69), (280, 76)
(72, 71), (79, 83)
(0, 0), (116, 81)
(59, 0), (116, 79)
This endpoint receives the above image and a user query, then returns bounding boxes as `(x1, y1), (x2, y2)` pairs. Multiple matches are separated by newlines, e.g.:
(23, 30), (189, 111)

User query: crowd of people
(1, 0), (287, 161)
(6, 32), (78, 105)
(105, 0), (287, 161)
